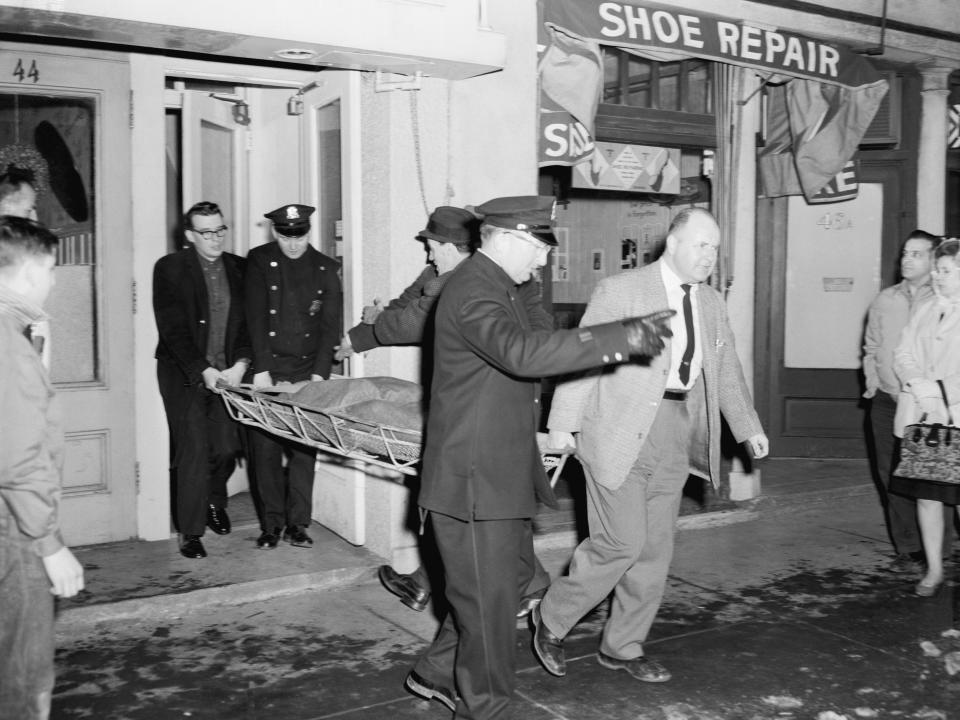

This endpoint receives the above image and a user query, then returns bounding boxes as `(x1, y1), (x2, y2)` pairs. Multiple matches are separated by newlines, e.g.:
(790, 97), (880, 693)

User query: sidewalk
(50, 456), (960, 720)
(58, 457), (876, 630)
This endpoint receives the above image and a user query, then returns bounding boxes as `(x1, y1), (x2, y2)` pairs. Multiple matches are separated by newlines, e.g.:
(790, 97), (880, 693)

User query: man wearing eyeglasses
(405, 195), (676, 719)
(245, 204), (342, 551)
(153, 201), (252, 559)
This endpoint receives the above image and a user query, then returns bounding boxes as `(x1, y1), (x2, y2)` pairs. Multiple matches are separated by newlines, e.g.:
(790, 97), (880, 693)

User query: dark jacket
(153, 247), (252, 384)
(418, 252), (633, 521)
(347, 265), (450, 353)
(245, 243), (341, 380)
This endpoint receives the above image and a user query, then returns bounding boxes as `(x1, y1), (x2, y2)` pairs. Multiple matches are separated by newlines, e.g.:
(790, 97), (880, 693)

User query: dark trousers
(409, 547), (550, 599)
(157, 362), (239, 536)
(248, 428), (316, 530)
(413, 513), (537, 720)
(870, 392), (953, 556)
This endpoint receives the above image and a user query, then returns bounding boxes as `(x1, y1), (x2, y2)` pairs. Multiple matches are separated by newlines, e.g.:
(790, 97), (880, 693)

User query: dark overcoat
(418, 252), (633, 522)
(153, 247), (251, 383)
(245, 243), (341, 381)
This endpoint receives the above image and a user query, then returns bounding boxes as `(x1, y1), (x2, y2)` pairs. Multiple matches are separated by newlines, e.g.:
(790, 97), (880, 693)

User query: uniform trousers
(0, 511), (54, 720)
(413, 512), (538, 720)
(157, 361), (239, 536)
(870, 391), (953, 557)
(248, 429), (316, 530)
(540, 397), (690, 660)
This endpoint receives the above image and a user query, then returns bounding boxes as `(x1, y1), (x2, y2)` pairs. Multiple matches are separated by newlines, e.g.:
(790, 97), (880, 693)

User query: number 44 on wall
(12, 58), (39, 83)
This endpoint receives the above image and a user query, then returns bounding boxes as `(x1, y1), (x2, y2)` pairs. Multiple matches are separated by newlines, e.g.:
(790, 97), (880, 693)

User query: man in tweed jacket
(532, 208), (768, 683)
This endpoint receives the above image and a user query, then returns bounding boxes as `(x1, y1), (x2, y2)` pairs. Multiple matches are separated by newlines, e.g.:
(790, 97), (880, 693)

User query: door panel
(0, 46), (135, 544)
(757, 161), (905, 457)
(181, 90), (246, 252)
(299, 71), (366, 545)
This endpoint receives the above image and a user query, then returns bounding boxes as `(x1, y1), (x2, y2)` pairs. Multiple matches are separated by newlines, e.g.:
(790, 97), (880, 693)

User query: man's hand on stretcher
(543, 430), (576, 454)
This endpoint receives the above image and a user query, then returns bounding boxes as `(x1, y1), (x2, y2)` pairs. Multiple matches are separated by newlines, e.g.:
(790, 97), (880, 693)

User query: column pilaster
(917, 64), (956, 234)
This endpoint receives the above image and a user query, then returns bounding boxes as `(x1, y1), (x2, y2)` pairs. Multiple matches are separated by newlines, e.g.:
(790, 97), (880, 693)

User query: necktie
(679, 283), (694, 386)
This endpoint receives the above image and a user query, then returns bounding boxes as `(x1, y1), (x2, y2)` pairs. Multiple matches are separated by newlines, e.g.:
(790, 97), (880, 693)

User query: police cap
(264, 204), (315, 237)
(474, 195), (557, 246)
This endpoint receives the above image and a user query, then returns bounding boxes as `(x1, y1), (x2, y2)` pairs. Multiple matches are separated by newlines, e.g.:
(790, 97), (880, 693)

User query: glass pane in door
(0, 91), (97, 384)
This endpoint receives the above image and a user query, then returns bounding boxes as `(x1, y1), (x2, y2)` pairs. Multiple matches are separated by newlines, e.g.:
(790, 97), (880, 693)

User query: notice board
(783, 183), (882, 369)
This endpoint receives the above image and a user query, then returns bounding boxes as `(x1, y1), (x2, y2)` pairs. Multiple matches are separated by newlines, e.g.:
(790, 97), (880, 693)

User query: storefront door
(1, 45), (136, 544)
(756, 161), (906, 457)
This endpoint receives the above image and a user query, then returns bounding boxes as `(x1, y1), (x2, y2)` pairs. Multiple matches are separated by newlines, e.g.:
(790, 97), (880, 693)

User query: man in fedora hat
(245, 203), (342, 551)
(335, 205), (477, 364)
(336, 206), (476, 612)
(404, 195), (675, 719)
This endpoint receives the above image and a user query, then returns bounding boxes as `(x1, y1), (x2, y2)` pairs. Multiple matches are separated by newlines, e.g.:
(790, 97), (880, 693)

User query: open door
(180, 88), (248, 252)
(297, 70), (368, 545)
(0, 45), (136, 544)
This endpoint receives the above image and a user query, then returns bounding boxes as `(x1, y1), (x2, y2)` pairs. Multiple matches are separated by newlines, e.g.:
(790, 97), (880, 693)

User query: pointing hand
(621, 309), (675, 358)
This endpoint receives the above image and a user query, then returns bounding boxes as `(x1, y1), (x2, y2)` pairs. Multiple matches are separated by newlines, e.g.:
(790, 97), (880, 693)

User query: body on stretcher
(218, 380), (572, 484)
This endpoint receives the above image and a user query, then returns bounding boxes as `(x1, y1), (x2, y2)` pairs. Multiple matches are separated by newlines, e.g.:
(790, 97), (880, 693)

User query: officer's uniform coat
(244, 241), (341, 531)
(244, 243), (341, 382)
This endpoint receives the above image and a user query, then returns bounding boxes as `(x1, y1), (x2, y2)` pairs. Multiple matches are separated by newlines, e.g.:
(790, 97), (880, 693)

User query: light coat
(548, 260), (763, 490)
(893, 297), (960, 436)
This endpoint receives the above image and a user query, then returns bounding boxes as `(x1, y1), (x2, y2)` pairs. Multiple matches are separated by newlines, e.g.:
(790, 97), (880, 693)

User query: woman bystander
(890, 238), (960, 597)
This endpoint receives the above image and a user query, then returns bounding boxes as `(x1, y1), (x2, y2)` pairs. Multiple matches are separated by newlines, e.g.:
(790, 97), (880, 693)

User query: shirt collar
(659, 260), (695, 293)
(0, 284), (47, 329)
(197, 254), (223, 271)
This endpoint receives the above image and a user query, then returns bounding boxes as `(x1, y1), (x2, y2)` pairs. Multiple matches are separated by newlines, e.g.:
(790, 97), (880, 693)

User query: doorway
(755, 161), (907, 458)
(153, 70), (360, 537)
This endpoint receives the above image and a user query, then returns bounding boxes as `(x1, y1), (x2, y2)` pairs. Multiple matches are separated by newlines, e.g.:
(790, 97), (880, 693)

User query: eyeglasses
(509, 231), (550, 256)
(190, 226), (228, 241)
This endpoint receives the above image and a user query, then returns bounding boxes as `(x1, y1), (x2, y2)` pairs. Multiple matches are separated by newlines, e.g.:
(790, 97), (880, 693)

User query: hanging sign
(542, 0), (886, 88)
(572, 142), (681, 193)
(540, 97), (596, 166)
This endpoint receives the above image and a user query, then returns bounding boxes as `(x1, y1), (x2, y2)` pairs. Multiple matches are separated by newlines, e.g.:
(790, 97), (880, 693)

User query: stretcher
(219, 383), (571, 484)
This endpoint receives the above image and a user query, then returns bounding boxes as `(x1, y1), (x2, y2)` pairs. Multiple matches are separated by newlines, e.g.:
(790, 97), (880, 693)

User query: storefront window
(602, 50), (712, 114)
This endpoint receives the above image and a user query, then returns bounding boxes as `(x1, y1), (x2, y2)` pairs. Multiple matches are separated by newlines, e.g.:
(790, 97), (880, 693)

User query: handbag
(894, 380), (960, 485)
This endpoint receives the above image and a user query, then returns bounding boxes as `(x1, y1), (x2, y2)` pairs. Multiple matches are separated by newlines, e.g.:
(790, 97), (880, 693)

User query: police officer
(245, 204), (342, 550)
(404, 196), (675, 718)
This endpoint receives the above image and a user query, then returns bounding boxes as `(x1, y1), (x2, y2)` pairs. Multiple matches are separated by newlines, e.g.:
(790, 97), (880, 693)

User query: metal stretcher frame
(219, 384), (571, 485)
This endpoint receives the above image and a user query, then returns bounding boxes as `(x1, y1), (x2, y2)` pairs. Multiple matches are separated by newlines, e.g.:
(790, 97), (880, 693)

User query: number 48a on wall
(12, 58), (40, 83)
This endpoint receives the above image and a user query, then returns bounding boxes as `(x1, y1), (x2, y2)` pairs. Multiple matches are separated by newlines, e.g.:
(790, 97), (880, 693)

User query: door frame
(298, 71), (365, 379)
(130, 56), (331, 540)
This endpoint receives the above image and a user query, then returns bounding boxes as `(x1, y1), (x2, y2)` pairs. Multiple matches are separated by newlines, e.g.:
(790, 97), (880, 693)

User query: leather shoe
(257, 528), (281, 549)
(179, 534), (207, 559)
(283, 525), (314, 548)
(531, 604), (566, 676)
(404, 670), (457, 712)
(597, 651), (671, 682)
(378, 565), (430, 612)
(206, 504), (231, 535)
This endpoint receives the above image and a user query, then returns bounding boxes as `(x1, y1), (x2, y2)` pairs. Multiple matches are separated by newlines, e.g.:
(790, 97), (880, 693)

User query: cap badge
(286, 206), (299, 219)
